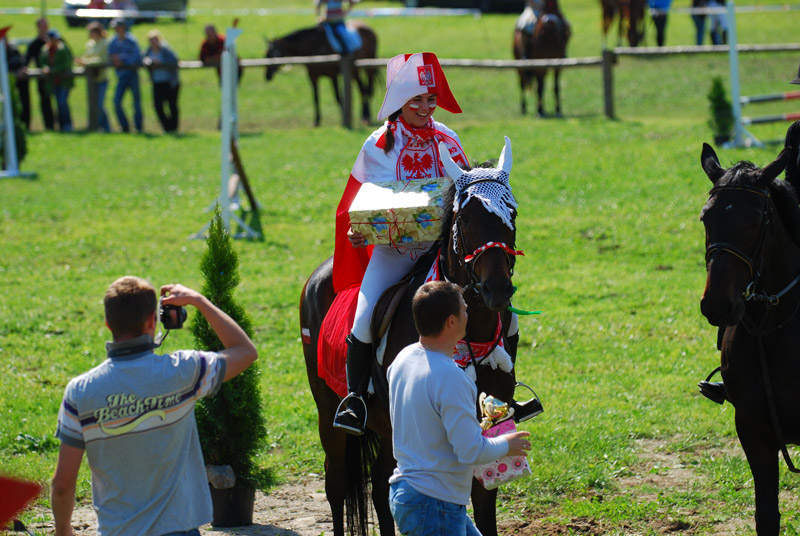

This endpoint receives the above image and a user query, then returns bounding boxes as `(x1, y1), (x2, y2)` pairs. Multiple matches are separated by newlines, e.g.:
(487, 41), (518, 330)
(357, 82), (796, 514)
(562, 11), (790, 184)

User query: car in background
(64, 0), (187, 27)
(403, 0), (524, 13)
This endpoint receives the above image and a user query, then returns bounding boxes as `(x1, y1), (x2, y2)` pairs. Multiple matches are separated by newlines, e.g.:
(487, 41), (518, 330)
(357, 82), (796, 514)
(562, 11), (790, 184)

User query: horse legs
(737, 418), (781, 535)
(371, 436), (396, 536)
(535, 70), (547, 118)
(518, 71), (528, 115)
(310, 76), (322, 127)
(353, 71), (371, 125)
(554, 68), (563, 118)
(471, 480), (499, 536)
(321, 429), (349, 536)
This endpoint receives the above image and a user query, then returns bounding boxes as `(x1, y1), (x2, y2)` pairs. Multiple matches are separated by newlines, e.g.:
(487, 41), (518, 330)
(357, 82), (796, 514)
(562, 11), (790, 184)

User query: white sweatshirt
(388, 342), (508, 505)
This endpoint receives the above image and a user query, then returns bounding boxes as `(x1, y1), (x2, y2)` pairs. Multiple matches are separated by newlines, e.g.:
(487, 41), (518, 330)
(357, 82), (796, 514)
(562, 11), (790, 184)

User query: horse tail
(344, 428), (380, 536)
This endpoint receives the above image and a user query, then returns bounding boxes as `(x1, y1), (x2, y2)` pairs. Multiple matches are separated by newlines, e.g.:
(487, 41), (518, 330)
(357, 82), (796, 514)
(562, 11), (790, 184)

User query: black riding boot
(698, 366), (728, 405)
(332, 334), (372, 435)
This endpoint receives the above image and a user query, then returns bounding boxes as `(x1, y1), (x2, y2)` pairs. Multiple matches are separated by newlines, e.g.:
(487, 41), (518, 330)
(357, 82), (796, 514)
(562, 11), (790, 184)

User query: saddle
(317, 247), (439, 404)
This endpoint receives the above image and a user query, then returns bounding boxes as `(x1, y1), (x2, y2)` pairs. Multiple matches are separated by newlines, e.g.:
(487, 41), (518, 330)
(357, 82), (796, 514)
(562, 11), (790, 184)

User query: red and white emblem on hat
(377, 52), (462, 121)
(417, 65), (434, 88)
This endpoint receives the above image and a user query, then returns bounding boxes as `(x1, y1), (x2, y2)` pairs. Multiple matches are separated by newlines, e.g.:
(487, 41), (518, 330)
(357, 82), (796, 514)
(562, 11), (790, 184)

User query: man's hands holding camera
(159, 284), (201, 330)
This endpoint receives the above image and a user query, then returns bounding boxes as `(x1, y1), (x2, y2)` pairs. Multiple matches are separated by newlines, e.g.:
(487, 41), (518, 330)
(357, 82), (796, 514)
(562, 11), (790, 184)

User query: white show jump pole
(725, 0), (760, 148)
(192, 26), (259, 239)
(0, 37), (35, 179)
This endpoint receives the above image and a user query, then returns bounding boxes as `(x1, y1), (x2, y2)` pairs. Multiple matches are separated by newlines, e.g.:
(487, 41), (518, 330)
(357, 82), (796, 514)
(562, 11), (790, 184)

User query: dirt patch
(26, 438), (759, 535)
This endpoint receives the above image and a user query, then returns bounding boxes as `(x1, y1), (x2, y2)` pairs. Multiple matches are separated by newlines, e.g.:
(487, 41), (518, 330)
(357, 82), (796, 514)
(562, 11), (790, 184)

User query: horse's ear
(701, 142), (724, 184)
(760, 146), (791, 184)
(438, 141), (463, 179)
(497, 136), (512, 176)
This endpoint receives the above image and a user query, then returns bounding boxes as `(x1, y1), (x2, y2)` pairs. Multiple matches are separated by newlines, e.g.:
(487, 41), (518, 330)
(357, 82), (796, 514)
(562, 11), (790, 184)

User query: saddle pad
(317, 286), (360, 398)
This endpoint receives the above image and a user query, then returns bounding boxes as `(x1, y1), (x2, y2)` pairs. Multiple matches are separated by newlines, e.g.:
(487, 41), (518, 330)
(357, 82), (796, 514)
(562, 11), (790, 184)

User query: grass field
(3, 0), (800, 533)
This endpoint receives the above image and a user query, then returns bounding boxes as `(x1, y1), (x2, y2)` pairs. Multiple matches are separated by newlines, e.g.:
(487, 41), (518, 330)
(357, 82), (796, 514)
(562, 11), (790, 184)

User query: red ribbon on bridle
(464, 242), (525, 263)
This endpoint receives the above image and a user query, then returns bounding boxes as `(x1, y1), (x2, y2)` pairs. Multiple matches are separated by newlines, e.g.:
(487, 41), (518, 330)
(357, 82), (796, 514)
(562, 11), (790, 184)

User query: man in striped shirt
(51, 276), (258, 536)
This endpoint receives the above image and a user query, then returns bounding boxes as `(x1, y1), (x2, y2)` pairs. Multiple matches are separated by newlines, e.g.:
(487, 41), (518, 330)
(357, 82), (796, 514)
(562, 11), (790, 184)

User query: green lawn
(3, 0), (800, 533)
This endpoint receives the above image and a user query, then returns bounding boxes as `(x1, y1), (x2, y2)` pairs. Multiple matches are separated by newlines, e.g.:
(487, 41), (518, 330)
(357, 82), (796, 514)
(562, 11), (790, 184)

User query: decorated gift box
(348, 177), (452, 246)
(473, 418), (532, 490)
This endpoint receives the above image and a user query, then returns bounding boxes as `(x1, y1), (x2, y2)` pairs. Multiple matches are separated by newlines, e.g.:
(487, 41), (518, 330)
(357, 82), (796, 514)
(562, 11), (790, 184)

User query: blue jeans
(160, 530), (200, 536)
(53, 86), (72, 132)
(389, 480), (482, 536)
(95, 79), (110, 132)
(114, 70), (143, 132)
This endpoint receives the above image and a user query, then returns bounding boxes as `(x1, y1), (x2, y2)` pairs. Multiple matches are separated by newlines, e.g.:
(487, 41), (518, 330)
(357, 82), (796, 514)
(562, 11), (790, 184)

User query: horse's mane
(715, 161), (800, 248)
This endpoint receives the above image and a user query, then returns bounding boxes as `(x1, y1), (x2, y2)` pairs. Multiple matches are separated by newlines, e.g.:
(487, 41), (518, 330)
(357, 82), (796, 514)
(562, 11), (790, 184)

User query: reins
(707, 182), (800, 472)
(438, 176), (519, 375)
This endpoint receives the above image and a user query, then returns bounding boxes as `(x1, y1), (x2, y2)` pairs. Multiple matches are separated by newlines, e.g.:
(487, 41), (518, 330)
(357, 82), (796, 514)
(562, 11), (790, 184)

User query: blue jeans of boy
(389, 480), (482, 536)
(53, 87), (72, 132)
(114, 70), (143, 132)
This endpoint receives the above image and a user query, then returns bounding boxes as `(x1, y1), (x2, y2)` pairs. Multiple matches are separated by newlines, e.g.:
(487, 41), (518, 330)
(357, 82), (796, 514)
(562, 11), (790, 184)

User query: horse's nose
(482, 278), (514, 311)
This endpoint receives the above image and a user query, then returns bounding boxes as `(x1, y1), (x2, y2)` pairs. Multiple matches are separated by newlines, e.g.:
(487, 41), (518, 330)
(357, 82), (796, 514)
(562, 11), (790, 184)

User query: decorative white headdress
(438, 136), (518, 230)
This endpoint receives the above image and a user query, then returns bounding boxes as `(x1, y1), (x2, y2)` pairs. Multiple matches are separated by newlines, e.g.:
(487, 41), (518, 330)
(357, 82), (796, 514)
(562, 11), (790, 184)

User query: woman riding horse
(332, 52), (469, 435)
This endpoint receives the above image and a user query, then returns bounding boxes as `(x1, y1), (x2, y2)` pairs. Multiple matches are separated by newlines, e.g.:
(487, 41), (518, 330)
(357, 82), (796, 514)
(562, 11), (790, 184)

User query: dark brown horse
(265, 22), (378, 127)
(513, 0), (571, 117)
(700, 143), (800, 535)
(299, 138), (527, 536)
(599, 0), (646, 47)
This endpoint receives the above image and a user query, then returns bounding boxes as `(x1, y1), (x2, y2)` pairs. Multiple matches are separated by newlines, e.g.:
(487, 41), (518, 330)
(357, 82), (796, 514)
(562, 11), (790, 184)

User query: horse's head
(699, 142), (790, 326)
(439, 137), (520, 312)
(265, 38), (280, 81)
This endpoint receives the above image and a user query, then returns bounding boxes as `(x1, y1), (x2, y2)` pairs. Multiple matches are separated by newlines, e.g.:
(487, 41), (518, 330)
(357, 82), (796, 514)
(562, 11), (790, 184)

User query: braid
(384, 110), (402, 154)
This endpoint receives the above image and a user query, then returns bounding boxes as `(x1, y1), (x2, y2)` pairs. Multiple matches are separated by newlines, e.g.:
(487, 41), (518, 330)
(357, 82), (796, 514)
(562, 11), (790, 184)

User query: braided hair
(383, 110), (402, 154)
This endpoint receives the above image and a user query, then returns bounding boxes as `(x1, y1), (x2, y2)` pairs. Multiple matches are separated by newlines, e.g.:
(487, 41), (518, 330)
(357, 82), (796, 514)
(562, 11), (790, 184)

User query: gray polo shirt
(56, 335), (226, 536)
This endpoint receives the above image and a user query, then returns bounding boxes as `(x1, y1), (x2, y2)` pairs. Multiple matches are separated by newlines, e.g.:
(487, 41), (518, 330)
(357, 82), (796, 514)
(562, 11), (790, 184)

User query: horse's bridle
(451, 178), (522, 294)
(705, 184), (773, 302)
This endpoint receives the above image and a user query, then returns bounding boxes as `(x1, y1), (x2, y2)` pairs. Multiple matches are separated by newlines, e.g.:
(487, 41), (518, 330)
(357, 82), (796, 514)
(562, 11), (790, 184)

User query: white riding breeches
(351, 244), (430, 343)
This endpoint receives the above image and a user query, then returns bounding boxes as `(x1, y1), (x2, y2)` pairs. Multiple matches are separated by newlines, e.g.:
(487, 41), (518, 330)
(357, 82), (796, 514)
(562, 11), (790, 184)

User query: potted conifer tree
(192, 208), (266, 527)
(708, 76), (734, 146)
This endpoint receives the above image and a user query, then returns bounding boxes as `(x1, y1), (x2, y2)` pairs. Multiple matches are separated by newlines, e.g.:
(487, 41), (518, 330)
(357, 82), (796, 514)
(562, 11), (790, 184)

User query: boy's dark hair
(412, 281), (464, 337)
(104, 276), (157, 339)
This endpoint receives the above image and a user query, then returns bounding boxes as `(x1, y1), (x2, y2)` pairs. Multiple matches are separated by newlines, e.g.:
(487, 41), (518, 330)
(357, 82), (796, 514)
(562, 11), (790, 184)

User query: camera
(160, 303), (187, 330)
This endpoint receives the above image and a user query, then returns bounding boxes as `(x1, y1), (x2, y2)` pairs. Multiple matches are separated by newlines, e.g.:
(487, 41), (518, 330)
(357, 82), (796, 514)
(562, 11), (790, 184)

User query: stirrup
(511, 381), (544, 423)
(333, 393), (368, 436)
(698, 366), (727, 405)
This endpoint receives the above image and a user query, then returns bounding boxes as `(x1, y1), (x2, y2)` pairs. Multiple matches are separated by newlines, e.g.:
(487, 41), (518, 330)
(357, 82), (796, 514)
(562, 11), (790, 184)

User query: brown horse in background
(600, 0), (646, 47)
(265, 22), (378, 127)
(700, 143), (800, 535)
(299, 139), (527, 536)
(513, 0), (571, 117)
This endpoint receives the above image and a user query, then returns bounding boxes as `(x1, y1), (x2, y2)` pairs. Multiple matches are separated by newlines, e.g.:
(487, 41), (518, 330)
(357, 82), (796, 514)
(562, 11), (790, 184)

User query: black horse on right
(699, 143), (800, 535)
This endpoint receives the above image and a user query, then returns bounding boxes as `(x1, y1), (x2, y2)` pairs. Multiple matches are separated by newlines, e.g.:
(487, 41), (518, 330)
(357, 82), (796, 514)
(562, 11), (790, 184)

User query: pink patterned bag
(473, 419), (531, 490)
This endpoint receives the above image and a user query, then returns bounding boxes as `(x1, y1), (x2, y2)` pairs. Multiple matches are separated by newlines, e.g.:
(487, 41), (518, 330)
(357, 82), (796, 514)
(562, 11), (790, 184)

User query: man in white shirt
(388, 280), (530, 535)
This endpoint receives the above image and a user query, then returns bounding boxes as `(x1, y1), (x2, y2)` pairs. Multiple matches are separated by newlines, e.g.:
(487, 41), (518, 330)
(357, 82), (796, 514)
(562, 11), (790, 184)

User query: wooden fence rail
(18, 42), (800, 129)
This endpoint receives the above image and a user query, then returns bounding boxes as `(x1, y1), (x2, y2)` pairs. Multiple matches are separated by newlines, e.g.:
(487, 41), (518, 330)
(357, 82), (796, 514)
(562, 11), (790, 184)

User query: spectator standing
(39, 29), (74, 132)
(143, 30), (180, 133)
(199, 24), (224, 81)
(315, 0), (353, 55)
(648, 0), (672, 47)
(708, 0), (728, 45)
(19, 18), (54, 130)
(51, 277), (258, 536)
(387, 281), (531, 536)
(691, 0), (707, 45)
(108, 18), (143, 133)
(76, 22), (111, 132)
